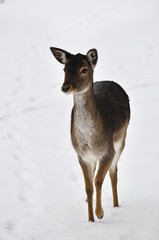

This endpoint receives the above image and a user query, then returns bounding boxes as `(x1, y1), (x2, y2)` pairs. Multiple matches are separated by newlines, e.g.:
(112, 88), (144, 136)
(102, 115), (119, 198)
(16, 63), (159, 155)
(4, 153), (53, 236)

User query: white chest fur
(73, 93), (101, 163)
(74, 94), (95, 137)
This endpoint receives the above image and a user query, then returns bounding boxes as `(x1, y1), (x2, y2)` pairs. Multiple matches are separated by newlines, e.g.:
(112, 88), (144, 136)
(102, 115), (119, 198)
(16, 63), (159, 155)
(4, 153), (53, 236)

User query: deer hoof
(96, 208), (104, 219)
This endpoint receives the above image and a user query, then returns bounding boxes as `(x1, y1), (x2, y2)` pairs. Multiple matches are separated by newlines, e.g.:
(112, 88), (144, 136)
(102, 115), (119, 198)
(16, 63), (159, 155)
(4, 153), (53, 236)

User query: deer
(50, 47), (130, 222)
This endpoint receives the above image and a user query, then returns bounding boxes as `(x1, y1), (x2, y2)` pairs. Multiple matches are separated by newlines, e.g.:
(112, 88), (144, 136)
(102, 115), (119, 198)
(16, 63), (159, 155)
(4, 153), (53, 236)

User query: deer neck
(73, 85), (99, 135)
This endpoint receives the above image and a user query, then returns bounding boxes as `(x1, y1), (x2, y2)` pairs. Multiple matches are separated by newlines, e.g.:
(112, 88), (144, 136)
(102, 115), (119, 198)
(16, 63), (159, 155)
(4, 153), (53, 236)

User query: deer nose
(61, 85), (71, 93)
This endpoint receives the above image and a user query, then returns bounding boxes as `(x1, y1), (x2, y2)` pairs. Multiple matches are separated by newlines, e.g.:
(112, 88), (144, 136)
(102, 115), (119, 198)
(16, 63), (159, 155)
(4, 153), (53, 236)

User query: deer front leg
(78, 156), (95, 222)
(95, 154), (114, 219)
(86, 162), (97, 203)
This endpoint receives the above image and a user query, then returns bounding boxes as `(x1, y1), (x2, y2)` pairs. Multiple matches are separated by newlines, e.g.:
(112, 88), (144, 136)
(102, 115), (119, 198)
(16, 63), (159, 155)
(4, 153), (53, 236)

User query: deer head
(50, 47), (98, 94)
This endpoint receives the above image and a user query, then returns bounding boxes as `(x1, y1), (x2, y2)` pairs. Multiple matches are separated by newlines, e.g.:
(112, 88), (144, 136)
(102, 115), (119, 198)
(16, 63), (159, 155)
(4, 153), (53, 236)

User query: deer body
(50, 47), (130, 222)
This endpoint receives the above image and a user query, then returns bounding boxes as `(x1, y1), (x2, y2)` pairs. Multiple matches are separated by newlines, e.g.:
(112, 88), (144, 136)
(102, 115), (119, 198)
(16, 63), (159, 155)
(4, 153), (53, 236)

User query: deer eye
(81, 68), (88, 74)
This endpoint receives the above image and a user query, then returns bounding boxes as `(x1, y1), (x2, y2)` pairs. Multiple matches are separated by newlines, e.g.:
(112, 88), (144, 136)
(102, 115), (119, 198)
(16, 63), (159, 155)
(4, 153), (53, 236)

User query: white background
(0, 0), (159, 239)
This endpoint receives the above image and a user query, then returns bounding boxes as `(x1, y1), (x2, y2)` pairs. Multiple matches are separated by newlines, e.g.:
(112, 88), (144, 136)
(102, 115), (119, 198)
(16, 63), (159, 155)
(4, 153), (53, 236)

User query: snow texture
(0, 0), (159, 239)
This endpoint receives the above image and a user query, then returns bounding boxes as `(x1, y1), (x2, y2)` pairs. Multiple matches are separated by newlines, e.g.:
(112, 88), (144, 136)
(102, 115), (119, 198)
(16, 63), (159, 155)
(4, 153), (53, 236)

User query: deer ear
(86, 49), (98, 68)
(50, 47), (72, 64)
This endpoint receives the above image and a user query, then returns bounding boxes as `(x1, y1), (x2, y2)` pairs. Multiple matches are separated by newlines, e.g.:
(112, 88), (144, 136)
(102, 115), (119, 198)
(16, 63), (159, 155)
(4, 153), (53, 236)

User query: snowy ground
(0, 0), (159, 239)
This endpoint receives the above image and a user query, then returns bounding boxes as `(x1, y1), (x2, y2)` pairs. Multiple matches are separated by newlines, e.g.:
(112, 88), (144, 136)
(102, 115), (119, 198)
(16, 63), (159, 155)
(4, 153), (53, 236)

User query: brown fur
(50, 47), (130, 222)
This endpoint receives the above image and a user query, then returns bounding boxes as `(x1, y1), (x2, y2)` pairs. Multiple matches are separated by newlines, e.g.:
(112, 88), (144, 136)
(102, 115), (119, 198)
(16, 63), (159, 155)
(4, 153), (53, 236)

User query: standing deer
(50, 47), (130, 222)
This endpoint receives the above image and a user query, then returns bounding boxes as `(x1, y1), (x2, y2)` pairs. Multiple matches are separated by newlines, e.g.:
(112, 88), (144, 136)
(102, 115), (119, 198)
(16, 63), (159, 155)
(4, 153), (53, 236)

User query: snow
(0, 0), (159, 239)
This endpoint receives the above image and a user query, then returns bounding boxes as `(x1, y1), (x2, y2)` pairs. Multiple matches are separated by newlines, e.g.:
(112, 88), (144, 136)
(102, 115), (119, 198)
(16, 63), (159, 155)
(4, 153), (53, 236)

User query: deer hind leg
(109, 139), (125, 207)
(78, 156), (96, 222)
(95, 154), (114, 219)
(109, 163), (119, 207)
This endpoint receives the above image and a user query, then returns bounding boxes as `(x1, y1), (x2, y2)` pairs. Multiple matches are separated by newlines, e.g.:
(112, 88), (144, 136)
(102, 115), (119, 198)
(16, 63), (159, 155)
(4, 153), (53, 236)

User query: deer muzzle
(61, 84), (72, 93)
